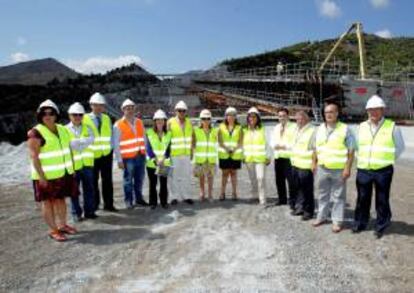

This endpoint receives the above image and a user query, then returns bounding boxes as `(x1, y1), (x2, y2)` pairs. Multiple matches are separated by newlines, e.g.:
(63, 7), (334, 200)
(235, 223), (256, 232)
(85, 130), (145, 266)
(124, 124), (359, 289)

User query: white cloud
(10, 52), (30, 63)
(370, 0), (390, 9)
(64, 55), (143, 74)
(17, 37), (27, 46)
(375, 29), (392, 38)
(317, 0), (341, 19)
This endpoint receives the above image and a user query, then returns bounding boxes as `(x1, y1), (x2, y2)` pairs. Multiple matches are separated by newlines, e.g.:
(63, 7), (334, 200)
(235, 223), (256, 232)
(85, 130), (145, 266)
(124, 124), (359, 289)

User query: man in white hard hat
(113, 99), (148, 209)
(66, 102), (97, 221)
(353, 94), (405, 238)
(83, 92), (117, 212)
(167, 100), (194, 205)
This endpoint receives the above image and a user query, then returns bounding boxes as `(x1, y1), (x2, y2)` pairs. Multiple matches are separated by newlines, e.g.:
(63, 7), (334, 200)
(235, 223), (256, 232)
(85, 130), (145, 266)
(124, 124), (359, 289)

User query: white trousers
(246, 162), (267, 204)
(169, 156), (193, 201)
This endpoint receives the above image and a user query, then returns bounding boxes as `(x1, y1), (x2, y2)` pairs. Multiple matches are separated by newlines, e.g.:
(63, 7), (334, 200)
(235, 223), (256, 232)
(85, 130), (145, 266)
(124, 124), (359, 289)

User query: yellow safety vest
(291, 124), (315, 170)
(273, 121), (295, 159)
(315, 122), (348, 169)
(218, 123), (242, 160)
(168, 117), (192, 157)
(31, 124), (74, 180)
(83, 113), (112, 158)
(357, 119), (395, 170)
(66, 124), (95, 171)
(146, 128), (172, 169)
(194, 127), (218, 164)
(243, 127), (267, 163)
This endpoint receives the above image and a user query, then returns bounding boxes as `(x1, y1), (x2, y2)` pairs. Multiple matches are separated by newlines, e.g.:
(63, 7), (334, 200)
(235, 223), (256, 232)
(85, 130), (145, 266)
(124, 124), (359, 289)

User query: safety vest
(169, 117), (193, 157)
(66, 124), (94, 171)
(315, 122), (348, 170)
(243, 127), (267, 164)
(83, 113), (112, 158)
(115, 117), (146, 159)
(273, 121), (295, 159)
(290, 124), (315, 170)
(218, 123), (243, 160)
(31, 124), (74, 180)
(146, 128), (172, 169)
(357, 119), (395, 170)
(194, 127), (218, 164)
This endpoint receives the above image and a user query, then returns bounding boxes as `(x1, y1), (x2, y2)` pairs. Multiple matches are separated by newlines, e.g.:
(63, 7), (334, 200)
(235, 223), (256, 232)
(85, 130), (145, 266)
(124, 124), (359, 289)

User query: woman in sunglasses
(27, 100), (78, 242)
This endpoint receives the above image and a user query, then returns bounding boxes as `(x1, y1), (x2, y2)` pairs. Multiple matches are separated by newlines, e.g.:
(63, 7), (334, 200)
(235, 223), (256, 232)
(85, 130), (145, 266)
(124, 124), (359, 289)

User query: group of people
(28, 92), (405, 242)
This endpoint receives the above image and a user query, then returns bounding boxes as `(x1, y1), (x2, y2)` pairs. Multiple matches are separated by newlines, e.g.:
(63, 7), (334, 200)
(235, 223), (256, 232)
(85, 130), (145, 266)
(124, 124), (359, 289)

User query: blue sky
(0, 0), (412, 74)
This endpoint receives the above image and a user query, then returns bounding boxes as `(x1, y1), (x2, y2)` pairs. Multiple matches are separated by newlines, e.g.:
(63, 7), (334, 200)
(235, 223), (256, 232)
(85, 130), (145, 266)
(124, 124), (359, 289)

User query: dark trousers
(291, 166), (314, 217)
(147, 167), (168, 207)
(93, 152), (114, 210)
(71, 167), (95, 217)
(274, 158), (295, 207)
(354, 166), (394, 232)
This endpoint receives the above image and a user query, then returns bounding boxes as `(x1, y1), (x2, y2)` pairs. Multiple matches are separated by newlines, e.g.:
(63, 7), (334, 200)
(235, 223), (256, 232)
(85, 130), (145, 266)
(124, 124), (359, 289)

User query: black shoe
(170, 199), (178, 205)
(352, 226), (364, 233)
(136, 199), (149, 207)
(184, 199), (194, 205)
(302, 214), (313, 221)
(104, 206), (118, 212)
(374, 230), (384, 239)
(275, 200), (287, 206)
(150, 205), (157, 210)
(291, 210), (304, 216)
(161, 204), (169, 209)
(84, 214), (98, 219)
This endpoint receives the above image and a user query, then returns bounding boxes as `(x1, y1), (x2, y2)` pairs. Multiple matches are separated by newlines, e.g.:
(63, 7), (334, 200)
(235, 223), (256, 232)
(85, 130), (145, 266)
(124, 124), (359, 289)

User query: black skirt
(219, 158), (242, 170)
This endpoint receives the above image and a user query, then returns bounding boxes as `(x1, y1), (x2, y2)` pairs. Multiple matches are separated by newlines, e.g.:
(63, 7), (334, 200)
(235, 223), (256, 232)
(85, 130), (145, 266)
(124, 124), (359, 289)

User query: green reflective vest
(291, 124), (315, 170)
(357, 119), (395, 170)
(168, 117), (193, 157)
(146, 128), (172, 169)
(243, 127), (267, 164)
(83, 113), (112, 158)
(194, 127), (218, 164)
(218, 123), (242, 160)
(315, 122), (348, 169)
(31, 124), (74, 180)
(66, 124), (95, 171)
(273, 121), (295, 159)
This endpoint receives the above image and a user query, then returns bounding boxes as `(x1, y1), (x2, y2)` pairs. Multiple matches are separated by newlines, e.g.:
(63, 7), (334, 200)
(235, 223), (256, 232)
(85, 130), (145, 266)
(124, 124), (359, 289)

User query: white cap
(199, 109), (212, 119)
(37, 99), (59, 114)
(366, 94), (386, 109)
(121, 98), (135, 109)
(89, 92), (106, 105)
(225, 107), (237, 115)
(153, 109), (167, 120)
(175, 100), (188, 111)
(247, 107), (260, 115)
(68, 102), (85, 114)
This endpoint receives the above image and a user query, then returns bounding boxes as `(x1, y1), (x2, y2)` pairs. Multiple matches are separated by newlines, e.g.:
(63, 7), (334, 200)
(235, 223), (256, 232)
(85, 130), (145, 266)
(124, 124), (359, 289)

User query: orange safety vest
(116, 117), (146, 159)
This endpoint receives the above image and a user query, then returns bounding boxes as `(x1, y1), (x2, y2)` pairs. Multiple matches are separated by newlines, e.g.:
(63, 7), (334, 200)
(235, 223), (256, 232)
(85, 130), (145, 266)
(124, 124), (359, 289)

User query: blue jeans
(123, 155), (146, 206)
(71, 167), (95, 217)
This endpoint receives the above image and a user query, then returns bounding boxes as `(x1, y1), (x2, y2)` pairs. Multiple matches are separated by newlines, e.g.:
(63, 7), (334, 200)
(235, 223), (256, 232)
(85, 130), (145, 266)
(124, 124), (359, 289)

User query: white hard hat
(68, 102), (85, 114)
(225, 107), (237, 115)
(89, 92), (106, 105)
(247, 107), (260, 115)
(175, 100), (188, 111)
(366, 95), (386, 109)
(37, 99), (59, 114)
(199, 109), (212, 119)
(153, 109), (167, 120)
(121, 98), (135, 109)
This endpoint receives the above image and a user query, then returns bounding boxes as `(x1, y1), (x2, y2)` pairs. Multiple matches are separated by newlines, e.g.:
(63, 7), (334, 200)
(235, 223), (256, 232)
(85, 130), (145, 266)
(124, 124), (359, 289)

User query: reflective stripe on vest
(66, 124), (95, 171)
(315, 122), (348, 169)
(218, 123), (242, 160)
(291, 124), (315, 170)
(31, 124), (74, 180)
(169, 117), (192, 157)
(273, 122), (295, 159)
(83, 113), (112, 158)
(357, 119), (395, 170)
(116, 118), (146, 159)
(194, 127), (218, 164)
(146, 129), (172, 169)
(243, 127), (267, 163)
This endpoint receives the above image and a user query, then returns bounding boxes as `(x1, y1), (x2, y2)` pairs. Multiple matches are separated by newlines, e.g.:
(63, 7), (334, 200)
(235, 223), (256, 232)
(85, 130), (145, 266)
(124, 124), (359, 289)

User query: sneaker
(136, 199), (149, 207)
(301, 214), (313, 221)
(84, 214), (98, 219)
(170, 199), (179, 205)
(184, 199), (194, 205)
(104, 206), (119, 212)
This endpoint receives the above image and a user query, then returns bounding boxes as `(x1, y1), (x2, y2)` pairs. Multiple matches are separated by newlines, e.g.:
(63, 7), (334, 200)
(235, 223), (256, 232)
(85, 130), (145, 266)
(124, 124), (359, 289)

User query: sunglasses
(71, 114), (83, 117)
(177, 110), (186, 113)
(42, 111), (56, 117)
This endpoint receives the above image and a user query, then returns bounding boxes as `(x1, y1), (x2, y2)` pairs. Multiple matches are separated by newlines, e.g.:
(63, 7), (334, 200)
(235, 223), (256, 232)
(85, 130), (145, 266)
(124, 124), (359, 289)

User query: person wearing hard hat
(312, 103), (355, 233)
(243, 107), (272, 205)
(27, 100), (78, 242)
(65, 102), (98, 221)
(271, 107), (296, 208)
(290, 110), (316, 221)
(191, 109), (218, 202)
(113, 99), (149, 209)
(353, 95), (405, 238)
(145, 109), (172, 209)
(83, 92), (117, 212)
(167, 100), (194, 205)
(218, 107), (243, 200)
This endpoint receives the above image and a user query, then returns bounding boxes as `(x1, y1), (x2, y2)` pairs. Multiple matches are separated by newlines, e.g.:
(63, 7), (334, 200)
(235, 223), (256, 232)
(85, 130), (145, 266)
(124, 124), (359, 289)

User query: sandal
(332, 224), (343, 233)
(312, 220), (327, 227)
(49, 229), (67, 242)
(59, 224), (77, 235)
